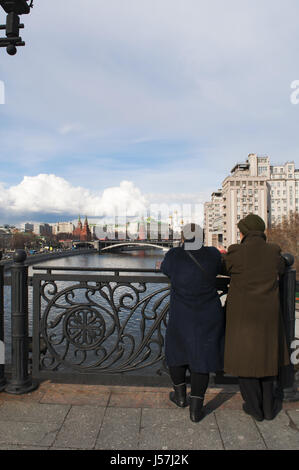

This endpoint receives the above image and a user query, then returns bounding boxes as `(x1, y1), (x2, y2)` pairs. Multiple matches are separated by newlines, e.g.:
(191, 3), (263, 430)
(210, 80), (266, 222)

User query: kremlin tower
(73, 216), (92, 241)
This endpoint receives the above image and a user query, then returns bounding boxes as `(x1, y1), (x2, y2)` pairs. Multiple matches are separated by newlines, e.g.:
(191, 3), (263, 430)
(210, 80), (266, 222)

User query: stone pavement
(0, 381), (298, 450)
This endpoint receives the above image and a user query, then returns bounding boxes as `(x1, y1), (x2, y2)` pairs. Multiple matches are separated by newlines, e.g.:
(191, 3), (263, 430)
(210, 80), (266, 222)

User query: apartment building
(204, 154), (298, 249)
(204, 190), (223, 247)
(32, 223), (52, 236)
(52, 222), (75, 235)
(268, 161), (299, 225)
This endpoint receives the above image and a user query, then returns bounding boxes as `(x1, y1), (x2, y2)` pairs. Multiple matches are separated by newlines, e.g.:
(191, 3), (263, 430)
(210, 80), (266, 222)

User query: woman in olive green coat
(223, 213), (289, 421)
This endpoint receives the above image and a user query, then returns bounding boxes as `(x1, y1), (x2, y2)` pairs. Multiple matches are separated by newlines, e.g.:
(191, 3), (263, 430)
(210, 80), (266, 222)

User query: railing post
(0, 251), (6, 391)
(278, 253), (299, 401)
(5, 249), (38, 394)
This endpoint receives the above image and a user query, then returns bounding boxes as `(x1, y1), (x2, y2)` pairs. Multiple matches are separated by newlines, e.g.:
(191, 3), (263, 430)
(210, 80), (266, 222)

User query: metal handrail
(32, 266), (163, 273)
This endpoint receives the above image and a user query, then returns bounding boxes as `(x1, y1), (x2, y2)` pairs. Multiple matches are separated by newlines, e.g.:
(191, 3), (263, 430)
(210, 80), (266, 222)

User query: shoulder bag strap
(186, 251), (216, 287)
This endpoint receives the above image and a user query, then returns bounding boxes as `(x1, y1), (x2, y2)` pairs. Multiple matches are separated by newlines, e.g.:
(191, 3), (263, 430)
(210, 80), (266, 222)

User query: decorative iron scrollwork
(37, 278), (170, 374)
(33, 272), (229, 379)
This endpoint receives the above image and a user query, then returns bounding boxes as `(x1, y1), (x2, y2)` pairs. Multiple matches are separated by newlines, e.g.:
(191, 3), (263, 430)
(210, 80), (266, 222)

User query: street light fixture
(0, 1), (33, 55)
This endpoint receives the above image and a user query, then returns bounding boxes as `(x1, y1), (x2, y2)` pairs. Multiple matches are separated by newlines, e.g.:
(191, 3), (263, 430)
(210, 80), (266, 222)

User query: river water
(3, 249), (167, 366)
(27, 249), (165, 273)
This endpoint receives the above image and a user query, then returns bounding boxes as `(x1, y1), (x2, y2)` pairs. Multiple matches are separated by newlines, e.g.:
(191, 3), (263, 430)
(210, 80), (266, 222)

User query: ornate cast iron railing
(30, 266), (230, 385)
(1, 251), (296, 394)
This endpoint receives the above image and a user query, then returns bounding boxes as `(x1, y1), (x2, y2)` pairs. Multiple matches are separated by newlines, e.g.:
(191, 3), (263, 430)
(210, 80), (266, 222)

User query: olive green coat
(223, 231), (289, 378)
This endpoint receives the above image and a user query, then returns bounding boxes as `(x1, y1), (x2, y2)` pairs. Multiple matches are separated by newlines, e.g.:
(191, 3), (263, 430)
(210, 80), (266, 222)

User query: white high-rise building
(52, 222), (75, 235)
(204, 154), (298, 249)
(204, 190), (223, 247)
(268, 161), (299, 225)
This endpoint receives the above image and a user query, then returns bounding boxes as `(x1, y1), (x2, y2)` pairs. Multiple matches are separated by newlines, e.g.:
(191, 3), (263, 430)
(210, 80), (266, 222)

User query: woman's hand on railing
(155, 261), (162, 270)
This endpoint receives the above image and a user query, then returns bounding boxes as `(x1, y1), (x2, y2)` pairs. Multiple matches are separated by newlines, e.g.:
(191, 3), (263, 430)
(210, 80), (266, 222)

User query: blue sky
(0, 0), (298, 223)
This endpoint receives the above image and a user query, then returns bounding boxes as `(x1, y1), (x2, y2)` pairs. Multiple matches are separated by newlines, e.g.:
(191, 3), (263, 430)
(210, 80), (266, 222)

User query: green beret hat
(237, 213), (266, 235)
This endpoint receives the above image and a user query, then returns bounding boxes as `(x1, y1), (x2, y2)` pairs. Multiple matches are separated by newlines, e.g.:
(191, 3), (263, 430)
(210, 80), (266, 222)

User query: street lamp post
(0, 0), (33, 55)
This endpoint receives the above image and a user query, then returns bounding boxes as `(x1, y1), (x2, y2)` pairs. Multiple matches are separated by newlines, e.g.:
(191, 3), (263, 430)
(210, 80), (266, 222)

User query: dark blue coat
(160, 245), (225, 373)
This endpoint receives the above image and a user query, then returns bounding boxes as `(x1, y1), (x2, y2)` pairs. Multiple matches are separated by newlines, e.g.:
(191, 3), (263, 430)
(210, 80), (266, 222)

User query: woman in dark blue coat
(160, 225), (225, 422)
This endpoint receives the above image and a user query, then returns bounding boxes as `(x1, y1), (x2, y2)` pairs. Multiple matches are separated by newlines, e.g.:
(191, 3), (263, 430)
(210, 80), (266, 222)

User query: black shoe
(169, 383), (188, 408)
(189, 396), (205, 422)
(242, 403), (264, 422)
(263, 398), (282, 420)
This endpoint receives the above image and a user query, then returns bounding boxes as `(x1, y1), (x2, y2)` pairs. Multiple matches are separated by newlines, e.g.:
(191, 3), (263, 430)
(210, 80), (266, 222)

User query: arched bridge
(100, 239), (180, 253)
(73, 240), (180, 252)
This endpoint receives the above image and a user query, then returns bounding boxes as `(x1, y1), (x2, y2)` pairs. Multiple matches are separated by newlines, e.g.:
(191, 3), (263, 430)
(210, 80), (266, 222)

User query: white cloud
(0, 175), (147, 217)
(0, 174), (208, 224)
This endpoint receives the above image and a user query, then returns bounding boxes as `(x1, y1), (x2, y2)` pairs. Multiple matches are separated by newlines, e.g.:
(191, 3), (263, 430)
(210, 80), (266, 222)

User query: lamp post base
(4, 378), (39, 395)
(0, 377), (6, 392)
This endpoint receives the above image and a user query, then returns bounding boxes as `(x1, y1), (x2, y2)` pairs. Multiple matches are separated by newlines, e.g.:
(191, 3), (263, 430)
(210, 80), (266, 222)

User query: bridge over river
(72, 239), (180, 252)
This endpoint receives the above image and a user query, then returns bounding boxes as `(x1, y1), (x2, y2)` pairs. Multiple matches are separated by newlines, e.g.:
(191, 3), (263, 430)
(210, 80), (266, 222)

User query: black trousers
(238, 376), (279, 418)
(169, 365), (209, 398)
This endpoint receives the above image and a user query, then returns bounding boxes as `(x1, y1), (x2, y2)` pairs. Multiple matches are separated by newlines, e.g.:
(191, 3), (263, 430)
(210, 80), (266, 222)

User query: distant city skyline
(0, 153), (297, 226)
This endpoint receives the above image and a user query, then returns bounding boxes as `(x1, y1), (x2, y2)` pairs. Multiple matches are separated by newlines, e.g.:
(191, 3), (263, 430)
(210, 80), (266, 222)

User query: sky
(0, 0), (298, 224)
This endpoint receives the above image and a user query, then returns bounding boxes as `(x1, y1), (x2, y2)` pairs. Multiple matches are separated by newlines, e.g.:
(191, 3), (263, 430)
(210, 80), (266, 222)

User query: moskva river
(3, 249), (166, 365)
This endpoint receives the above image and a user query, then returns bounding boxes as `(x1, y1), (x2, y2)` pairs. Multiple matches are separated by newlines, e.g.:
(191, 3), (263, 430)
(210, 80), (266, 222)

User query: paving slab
(95, 407), (141, 450)
(0, 421), (61, 447)
(215, 410), (266, 450)
(255, 411), (299, 450)
(52, 405), (105, 449)
(0, 401), (70, 423)
(204, 392), (243, 411)
(286, 410), (299, 430)
(40, 383), (111, 406)
(109, 391), (173, 409)
(139, 408), (223, 450)
(0, 444), (50, 450)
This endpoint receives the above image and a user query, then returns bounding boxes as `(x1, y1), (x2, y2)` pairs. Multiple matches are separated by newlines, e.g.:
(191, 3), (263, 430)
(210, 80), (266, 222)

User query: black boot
(169, 383), (188, 408)
(263, 398), (282, 420)
(242, 403), (264, 422)
(189, 395), (205, 422)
